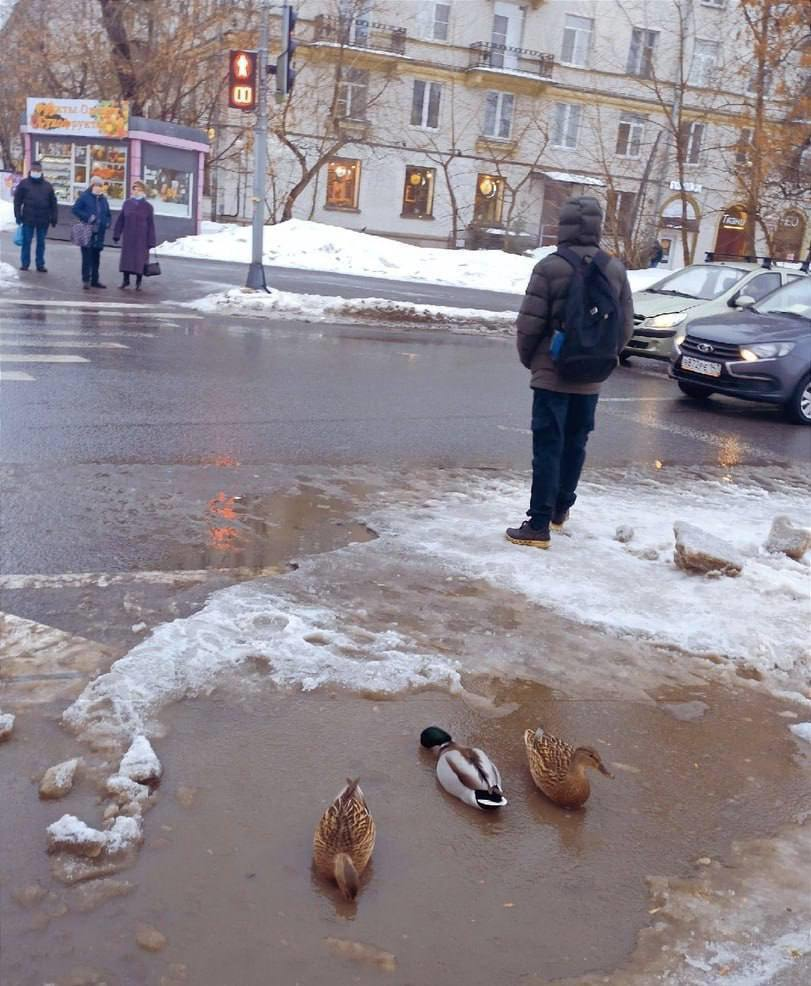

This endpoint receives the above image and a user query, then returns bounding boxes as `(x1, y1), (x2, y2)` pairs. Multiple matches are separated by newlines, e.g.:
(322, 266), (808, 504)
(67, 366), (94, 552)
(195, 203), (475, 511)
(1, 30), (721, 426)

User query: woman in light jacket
(113, 180), (156, 290)
(71, 176), (111, 289)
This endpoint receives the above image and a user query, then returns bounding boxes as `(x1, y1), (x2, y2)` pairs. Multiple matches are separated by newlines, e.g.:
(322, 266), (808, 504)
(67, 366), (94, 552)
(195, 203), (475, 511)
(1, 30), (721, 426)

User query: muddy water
(3, 678), (809, 986)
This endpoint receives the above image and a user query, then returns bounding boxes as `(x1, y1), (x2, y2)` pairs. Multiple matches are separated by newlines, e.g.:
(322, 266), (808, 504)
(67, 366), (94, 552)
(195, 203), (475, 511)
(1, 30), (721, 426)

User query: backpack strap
(556, 245), (586, 269)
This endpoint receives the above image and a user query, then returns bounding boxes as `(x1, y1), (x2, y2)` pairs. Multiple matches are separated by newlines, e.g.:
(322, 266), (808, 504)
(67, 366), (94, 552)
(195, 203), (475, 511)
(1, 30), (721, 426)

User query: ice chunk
(0, 712), (15, 741)
(47, 816), (108, 857)
(119, 735), (162, 784)
(766, 515), (811, 562)
(614, 525), (634, 543)
(39, 758), (81, 799)
(789, 723), (811, 743)
(673, 522), (743, 577)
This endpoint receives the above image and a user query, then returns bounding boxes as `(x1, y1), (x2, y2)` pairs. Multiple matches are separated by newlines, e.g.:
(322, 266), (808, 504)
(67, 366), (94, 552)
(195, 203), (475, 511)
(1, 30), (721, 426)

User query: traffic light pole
(246, 0), (271, 291)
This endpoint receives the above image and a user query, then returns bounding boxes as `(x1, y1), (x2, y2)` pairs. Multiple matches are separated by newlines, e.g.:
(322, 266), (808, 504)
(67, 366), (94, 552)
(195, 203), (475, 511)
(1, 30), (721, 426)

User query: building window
(690, 40), (718, 87)
(685, 121), (704, 164)
(483, 91), (514, 139)
(701, 0), (726, 7)
(616, 114), (645, 157)
(411, 80), (441, 129)
(627, 28), (658, 79)
(402, 165), (435, 218)
(336, 68), (369, 120)
(605, 189), (637, 238)
(735, 128), (752, 165)
(552, 102), (581, 149)
(325, 158), (361, 210)
(561, 14), (593, 67)
(433, 2), (450, 41)
(747, 66), (773, 95)
(474, 173), (505, 226)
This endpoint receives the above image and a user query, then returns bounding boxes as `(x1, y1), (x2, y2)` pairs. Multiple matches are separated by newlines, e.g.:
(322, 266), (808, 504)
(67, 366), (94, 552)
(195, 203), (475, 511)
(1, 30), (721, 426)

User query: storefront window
(474, 173), (504, 226)
(143, 165), (194, 218)
(35, 140), (127, 204)
(401, 165), (435, 218)
(325, 158), (361, 210)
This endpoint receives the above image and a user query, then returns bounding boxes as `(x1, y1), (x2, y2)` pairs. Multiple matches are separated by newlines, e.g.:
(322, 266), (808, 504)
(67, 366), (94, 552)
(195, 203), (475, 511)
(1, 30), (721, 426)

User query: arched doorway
(773, 209), (806, 262)
(657, 194), (700, 268)
(714, 205), (750, 259)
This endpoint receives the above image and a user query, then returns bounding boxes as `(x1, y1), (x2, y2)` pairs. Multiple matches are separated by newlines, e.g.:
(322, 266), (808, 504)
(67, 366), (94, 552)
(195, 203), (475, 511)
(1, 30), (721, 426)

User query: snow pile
(161, 218), (666, 296)
(46, 814), (142, 857)
(0, 711), (15, 740)
(62, 470), (809, 743)
(118, 734), (162, 784)
(188, 287), (515, 334)
(0, 198), (15, 231)
(789, 722), (811, 743)
(0, 260), (18, 288)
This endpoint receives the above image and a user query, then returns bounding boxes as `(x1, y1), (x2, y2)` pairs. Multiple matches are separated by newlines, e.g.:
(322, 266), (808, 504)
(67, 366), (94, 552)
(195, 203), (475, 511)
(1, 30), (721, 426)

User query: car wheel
(785, 372), (811, 425)
(678, 382), (713, 400)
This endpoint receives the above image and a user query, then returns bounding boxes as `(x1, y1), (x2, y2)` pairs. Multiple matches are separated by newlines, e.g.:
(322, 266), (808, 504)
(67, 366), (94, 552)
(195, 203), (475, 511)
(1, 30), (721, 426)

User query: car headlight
(739, 342), (795, 361)
(649, 312), (687, 330)
(674, 330), (687, 352)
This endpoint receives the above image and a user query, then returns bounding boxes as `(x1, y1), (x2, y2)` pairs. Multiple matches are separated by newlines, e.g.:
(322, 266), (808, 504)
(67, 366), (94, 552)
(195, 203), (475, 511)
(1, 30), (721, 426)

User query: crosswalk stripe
(0, 339), (128, 349)
(0, 354), (90, 363)
(0, 371), (36, 381)
(0, 308), (201, 320)
(0, 328), (154, 338)
(0, 298), (162, 310)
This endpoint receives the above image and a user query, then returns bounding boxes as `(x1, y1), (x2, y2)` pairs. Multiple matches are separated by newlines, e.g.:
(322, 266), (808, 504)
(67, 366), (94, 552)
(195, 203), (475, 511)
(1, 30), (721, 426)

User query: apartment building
(214, 0), (810, 268)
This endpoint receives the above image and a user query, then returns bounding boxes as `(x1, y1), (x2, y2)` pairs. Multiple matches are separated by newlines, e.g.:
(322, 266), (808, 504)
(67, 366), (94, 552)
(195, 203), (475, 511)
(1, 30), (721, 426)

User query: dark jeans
(528, 388), (599, 528)
(21, 223), (47, 269)
(81, 247), (102, 285)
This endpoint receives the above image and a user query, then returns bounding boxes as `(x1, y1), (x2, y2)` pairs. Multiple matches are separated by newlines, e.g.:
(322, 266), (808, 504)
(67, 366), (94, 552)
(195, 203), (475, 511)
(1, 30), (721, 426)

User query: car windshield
(649, 265), (748, 300)
(754, 277), (811, 321)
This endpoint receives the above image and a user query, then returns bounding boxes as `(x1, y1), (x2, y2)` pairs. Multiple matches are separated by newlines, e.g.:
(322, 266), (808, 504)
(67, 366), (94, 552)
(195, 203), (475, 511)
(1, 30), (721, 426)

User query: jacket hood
(558, 196), (602, 247)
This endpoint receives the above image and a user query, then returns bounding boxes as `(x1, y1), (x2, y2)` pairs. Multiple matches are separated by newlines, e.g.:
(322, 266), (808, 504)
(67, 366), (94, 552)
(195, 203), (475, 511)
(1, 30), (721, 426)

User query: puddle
(1, 677), (809, 985)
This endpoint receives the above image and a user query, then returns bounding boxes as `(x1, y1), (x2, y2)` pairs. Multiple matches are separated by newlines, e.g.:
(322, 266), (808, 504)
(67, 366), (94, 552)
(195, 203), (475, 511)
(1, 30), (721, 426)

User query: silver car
(625, 262), (806, 361)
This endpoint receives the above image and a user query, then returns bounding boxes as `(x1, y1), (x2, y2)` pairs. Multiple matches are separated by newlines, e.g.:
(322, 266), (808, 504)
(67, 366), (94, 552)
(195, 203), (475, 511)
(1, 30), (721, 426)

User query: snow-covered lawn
(161, 218), (668, 296)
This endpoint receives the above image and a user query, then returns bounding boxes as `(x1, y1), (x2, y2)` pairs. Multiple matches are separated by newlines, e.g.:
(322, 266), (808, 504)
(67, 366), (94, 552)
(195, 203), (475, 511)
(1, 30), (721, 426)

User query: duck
(313, 778), (376, 900)
(420, 726), (508, 810)
(524, 726), (613, 809)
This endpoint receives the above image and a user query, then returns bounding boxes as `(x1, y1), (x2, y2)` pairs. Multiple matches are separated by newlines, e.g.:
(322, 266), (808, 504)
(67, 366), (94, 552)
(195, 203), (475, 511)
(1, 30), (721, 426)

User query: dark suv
(670, 276), (811, 424)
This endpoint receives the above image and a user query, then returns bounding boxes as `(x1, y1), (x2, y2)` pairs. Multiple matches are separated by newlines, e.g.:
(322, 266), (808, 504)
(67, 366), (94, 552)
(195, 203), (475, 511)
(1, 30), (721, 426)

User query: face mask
(91, 187), (103, 196)
(30, 171), (42, 179)
(132, 192), (145, 200)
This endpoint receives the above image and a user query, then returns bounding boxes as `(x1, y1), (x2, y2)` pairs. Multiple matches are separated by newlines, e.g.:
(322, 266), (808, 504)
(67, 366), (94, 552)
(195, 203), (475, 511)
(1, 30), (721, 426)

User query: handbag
(70, 222), (94, 247)
(13, 224), (23, 246)
(143, 251), (161, 277)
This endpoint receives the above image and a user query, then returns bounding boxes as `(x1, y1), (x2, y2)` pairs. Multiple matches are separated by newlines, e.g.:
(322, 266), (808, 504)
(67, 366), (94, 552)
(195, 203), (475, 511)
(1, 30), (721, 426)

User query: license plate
(682, 355), (721, 377)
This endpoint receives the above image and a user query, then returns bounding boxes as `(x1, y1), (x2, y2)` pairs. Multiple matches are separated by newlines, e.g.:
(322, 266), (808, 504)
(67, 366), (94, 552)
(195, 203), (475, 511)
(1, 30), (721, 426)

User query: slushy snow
(62, 470), (810, 743)
(162, 218), (666, 296)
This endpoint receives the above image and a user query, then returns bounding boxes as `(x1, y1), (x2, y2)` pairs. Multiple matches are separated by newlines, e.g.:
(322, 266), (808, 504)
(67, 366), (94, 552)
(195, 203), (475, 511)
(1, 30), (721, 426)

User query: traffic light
(276, 5), (297, 98)
(228, 49), (258, 111)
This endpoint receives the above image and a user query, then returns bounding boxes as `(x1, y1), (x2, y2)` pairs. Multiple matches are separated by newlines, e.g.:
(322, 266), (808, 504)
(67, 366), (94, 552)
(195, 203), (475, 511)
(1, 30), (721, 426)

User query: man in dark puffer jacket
(13, 160), (58, 272)
(506, 196), (634, 548)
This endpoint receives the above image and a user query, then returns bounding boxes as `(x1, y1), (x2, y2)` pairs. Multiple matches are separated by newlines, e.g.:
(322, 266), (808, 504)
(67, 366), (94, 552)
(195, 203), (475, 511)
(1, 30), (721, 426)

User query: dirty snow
(0, 259), (17, 288)
(161, 218), (666, 296)
(0, 711), (14, 740)
(47, 814), (143, 855)
(119, 735), (162, 784)
(789, 722), (811, 743)
(62, 470), (809, 743)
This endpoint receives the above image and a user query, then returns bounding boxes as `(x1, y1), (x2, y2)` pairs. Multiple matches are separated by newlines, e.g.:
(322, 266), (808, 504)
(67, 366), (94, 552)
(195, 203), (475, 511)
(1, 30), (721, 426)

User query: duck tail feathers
(475, 787), (508, 809)
(334, 853), (359, 900)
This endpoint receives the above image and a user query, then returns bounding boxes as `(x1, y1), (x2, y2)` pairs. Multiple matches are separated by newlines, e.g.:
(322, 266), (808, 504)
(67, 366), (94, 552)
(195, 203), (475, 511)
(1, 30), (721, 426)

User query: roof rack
(704, 251), (773, 269)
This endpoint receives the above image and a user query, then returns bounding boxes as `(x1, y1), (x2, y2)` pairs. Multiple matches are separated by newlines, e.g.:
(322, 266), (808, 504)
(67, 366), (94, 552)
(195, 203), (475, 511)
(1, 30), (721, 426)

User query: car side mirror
(734, 294), (755, 308)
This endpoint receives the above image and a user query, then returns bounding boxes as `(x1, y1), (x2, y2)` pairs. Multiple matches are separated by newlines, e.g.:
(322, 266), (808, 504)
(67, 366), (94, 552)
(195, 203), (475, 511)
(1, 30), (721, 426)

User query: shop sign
(26, 98), (129, 139)
(721, 212), (747, 228)
(669, 180), (703, 194)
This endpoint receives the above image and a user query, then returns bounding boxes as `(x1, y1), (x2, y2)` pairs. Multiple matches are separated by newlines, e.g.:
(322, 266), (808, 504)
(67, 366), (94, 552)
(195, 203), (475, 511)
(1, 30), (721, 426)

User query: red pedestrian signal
(228, 49), (258, 111)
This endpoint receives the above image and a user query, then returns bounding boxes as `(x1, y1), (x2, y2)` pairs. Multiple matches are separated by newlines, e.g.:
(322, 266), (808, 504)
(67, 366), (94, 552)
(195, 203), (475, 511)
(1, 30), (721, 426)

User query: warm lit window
(402, 165), (435, 218)
(411, 80), (441, 129)
(689, 40), (718, 87)
(433, 2), (450, 41)
(627, 27), (657, 78)
(552, 102), (581, 149)
(561, 14), (593, 67)
(336, 68), (369, 120)
(616, 114), (645, 157)
(474, 174), (505, 226)
(483, 91), (514, 138)
(325, 158), (361, 210)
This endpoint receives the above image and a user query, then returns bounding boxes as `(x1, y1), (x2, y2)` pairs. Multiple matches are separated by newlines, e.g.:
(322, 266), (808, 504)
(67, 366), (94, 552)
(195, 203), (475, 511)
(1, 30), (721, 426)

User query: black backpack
(552, 246), (622, 384)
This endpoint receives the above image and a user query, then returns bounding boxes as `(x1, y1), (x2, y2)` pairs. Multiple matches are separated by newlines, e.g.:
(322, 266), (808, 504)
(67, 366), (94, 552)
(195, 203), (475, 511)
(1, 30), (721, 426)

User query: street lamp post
(246, 0), (271, 291)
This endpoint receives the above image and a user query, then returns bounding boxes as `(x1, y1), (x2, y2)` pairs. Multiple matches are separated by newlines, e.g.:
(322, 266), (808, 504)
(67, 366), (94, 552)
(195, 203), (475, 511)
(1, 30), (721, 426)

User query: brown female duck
(313, 778), (376, 900)
(524, 726), (613, 808)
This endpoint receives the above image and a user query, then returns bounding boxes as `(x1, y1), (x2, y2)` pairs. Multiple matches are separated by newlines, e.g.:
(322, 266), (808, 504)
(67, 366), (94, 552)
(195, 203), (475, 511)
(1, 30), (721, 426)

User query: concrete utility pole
(246, 0), (271, 291)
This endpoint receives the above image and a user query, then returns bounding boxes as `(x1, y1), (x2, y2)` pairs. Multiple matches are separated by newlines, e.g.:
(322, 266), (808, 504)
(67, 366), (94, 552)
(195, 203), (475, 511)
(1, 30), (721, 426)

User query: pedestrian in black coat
(72, 176), (112, 289)
(13, 160), (58, 272)
(113, 180), (156, 290)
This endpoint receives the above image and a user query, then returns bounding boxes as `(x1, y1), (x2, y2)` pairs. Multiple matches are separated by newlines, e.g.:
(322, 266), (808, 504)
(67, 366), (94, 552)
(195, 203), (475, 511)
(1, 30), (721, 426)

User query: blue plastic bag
(13, 224), (23, 247)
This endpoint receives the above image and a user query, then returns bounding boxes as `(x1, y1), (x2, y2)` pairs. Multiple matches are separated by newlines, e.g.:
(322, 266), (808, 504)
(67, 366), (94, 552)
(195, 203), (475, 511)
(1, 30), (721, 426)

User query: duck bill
(598, 763), (614, 778)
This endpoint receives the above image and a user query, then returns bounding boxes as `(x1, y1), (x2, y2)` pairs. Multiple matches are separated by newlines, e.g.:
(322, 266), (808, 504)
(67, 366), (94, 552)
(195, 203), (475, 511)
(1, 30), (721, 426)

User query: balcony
(468, 42), (554, 80)
(313, 15), (406, 56)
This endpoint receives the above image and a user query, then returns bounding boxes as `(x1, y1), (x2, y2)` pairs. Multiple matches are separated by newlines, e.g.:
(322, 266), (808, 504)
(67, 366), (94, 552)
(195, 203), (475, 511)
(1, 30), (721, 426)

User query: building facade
(213, 0), (810, 268)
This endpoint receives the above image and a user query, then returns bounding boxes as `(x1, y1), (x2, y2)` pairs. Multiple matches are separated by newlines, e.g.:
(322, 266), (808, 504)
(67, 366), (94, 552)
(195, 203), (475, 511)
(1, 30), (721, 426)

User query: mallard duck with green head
(420, 726), (508, 810)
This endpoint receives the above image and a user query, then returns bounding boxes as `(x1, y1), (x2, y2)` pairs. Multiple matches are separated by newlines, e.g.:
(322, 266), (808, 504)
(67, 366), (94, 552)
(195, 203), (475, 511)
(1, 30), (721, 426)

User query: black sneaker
(91, 282), (107, 288)
(37, 266), (47, 272)
(505, 520), (551, 549)
(19, 266), (29, 271)
(551, 509), (570, 531)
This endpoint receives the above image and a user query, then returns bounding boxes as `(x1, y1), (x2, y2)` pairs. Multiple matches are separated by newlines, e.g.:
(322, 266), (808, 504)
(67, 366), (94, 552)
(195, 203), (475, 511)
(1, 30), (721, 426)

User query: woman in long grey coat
(113, 180), (156, 290)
